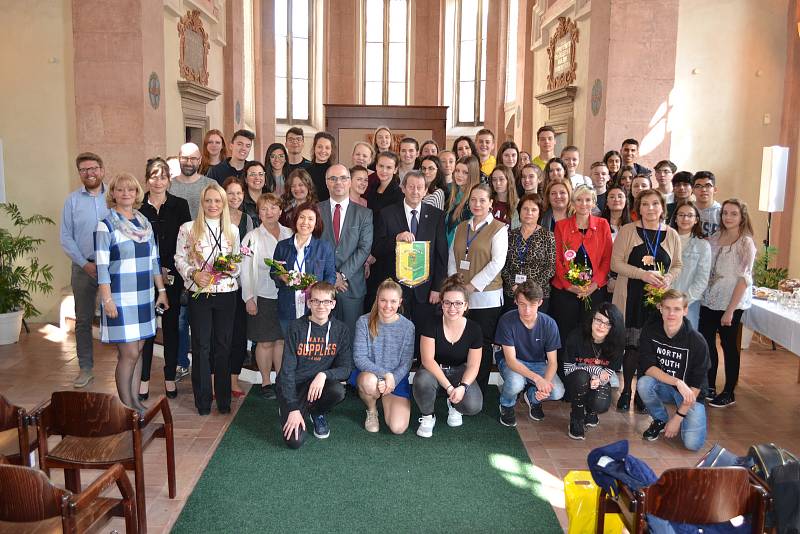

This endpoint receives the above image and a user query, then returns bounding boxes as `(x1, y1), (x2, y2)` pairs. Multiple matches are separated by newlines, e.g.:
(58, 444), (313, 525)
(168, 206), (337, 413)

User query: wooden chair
(0, 393), (37, 466)
(0, 460), (137, 533)
(596, 467), (769, 533)
(33, 391), (176, 534)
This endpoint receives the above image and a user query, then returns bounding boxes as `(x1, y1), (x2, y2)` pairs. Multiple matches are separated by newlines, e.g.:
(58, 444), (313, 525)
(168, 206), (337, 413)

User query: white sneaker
(364, 410), (379, 433)
(416, 414), (436, 438)
(446, 400), (463, 427)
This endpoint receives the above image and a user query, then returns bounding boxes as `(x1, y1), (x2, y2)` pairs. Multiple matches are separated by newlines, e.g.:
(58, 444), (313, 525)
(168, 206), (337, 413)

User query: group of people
(60, 123), (756, 451)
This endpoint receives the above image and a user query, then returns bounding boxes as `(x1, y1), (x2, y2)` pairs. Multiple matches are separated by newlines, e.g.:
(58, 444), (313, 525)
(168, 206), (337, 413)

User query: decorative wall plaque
(591, 79), (603, 116)
(178, 10), (211, 86)
(546, 17), (579, 91)
(148, 72), (161, 109)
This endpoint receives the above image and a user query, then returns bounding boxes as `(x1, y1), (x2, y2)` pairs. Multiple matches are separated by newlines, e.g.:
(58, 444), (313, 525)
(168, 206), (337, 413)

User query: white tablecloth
(743, 299), (800, 356)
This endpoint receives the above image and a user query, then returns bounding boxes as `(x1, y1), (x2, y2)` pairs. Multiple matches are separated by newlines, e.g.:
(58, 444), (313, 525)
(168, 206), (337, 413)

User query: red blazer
(552, 215), (613, 290)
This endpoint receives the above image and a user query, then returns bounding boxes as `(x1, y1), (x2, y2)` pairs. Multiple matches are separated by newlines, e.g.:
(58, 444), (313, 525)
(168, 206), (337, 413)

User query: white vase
(0, 310), (24, 345)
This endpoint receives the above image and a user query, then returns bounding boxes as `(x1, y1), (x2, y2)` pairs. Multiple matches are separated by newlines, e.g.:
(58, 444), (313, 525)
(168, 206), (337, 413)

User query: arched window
(363, 0), (409, 105)
(275, 0), (312, 123)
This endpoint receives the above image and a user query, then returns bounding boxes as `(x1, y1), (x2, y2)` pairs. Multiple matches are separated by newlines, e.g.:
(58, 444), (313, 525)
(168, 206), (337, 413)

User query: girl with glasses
(264, 143), (289, 197)
(241, 161), (268, 224)
(670, 201), (711, 329)
(420, 155), (447, 210)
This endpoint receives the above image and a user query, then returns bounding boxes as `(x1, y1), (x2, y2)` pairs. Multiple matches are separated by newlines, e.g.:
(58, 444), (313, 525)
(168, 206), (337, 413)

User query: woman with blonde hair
(96, 172), (168, 412)
(175, 183), (241, 415)
(351, 141), (375, 168)
(369, 126), (393, 170)
(350, 279), (415, 434)
(445, 155), (481, 245)
(199, 129), (228, 175)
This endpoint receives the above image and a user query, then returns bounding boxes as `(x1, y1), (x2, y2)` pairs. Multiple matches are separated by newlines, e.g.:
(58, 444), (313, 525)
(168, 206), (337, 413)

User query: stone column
(255, 0), (277, 155)
(223, 0), (245, 136)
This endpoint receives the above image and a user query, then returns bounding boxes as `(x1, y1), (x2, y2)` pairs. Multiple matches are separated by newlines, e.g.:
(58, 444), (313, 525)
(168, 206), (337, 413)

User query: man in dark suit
(373, 170), (448, 356)
(319, 164), (374, 337)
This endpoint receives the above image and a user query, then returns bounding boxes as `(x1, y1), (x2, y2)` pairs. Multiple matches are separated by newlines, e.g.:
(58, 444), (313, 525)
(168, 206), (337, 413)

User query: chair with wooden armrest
(596, 467), (769, 533)
(33, 391), (176, 534)
(0, 393), (37, 466)
(0, 462), (137, 533)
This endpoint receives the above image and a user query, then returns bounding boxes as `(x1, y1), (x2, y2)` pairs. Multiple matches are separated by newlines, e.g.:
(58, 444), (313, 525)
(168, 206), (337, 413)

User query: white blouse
(701, 234), (756, 311)
(241, 223), (294, 301)
(175, 219), (241, 294)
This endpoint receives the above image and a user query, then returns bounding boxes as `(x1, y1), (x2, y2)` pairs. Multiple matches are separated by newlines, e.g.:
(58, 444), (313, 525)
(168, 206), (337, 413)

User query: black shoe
(198, 408), (211, 416)
(165, 387), (178, 399)
(584, 411), (599, 427)
(524, 393), (544, 421)
(705, 387), (717, 401)
(633, 395), (648, 415)
(499, 405), (517, 427)
(708, 391), (736, 408)
(643, 419), (667, 441)
(616, 392), (631, 411)
(138, 391), (149, 401)
(260, 384), (277, 400)
(218, 407), (231, 414)
(569, 418), (585, 440)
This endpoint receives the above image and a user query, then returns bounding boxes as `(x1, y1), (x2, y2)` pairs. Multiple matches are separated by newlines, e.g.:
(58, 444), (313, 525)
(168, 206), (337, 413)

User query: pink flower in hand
(240, 245), (252, 256)
(564, 249), (577, 261)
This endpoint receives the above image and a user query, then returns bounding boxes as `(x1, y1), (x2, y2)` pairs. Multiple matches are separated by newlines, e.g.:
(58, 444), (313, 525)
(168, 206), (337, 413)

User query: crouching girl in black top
(563, 302), (624, 440)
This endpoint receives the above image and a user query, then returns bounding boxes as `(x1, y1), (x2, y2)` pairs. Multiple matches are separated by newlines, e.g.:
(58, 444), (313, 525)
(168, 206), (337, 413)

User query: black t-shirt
(207, 158), (247, 185)
(285, 158), (311, 176)
(421, 318), (483, 366)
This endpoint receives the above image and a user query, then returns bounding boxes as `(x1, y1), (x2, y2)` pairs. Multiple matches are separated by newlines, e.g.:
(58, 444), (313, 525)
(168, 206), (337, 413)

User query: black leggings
(566, 369), (612, 418)
(467, 306), (502, 394)
(699, 306), (744, 394)
(620, 347), (639, 396)
(277, 379), (346, 449)
(142, 282), (182, 382)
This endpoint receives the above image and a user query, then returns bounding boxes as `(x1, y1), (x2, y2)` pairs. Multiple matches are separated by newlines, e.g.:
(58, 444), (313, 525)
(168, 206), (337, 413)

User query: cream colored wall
(671, 0), (788, 250)
(0, 1), (77, 322)
(788, 139), (800, 275)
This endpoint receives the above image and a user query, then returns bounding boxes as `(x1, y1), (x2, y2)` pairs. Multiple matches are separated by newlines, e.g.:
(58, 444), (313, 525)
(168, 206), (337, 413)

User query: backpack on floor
(747, 443), (800, 533)
(748, 443), (798, 482)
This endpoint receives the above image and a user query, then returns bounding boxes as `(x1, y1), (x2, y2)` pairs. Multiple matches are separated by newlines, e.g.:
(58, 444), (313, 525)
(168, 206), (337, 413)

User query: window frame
(454, 0), (488, 127)
(276, 0), (313, 125)
(361, 0), (410, 106)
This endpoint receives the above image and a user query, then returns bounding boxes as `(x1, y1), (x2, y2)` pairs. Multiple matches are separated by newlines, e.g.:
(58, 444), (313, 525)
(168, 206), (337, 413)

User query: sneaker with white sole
(311, 413), (330, 438)
(175, 366), (190, 382)
(364, 410), (379, 433)
(524, 390), (544, 421)
(73, 369), (94, 388)
(446, 400), (463, 427)
(416, 414), (436, 438)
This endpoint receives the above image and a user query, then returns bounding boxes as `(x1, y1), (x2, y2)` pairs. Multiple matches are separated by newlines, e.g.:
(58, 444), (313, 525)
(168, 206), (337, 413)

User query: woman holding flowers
(175, 183), (242, 415)
(551, 185), (613, 380)
(611, 189), (682, 413)
(271, 202), (337, 335)
(241, 193), (294, 399)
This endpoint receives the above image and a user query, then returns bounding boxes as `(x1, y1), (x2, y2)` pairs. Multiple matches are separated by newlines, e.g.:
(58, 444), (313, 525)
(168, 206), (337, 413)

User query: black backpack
(748, 443), (799, 482)
(748, 444), (800, 533)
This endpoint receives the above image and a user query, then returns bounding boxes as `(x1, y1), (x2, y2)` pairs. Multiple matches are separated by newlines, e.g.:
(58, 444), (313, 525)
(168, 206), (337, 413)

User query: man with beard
(169, 143), (217, 218)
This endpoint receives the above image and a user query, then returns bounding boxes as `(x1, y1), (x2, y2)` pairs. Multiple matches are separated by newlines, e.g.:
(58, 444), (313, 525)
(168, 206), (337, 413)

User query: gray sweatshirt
(352, 314), (415, 384)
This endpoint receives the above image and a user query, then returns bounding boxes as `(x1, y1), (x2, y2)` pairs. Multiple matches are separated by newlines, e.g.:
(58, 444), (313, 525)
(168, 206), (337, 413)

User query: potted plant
(0, 203), (55, 344)
(753, 245), (787, 290)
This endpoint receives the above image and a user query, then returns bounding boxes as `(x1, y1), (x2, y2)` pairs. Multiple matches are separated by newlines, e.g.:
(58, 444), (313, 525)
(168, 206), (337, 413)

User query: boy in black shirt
(277, 282), (353, 449)
(637, 290), (709, 451)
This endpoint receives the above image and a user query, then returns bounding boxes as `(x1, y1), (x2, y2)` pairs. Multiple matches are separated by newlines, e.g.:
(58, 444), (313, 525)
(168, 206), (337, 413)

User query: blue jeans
(497, 357), (565, 407)
(637, 376), (707, 451)
(686, 300), (700, 330)
(177, 304), (190, 368)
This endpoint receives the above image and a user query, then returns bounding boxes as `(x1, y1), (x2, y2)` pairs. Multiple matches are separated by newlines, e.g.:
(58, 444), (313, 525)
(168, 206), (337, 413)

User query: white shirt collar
(469, 212), (494, 230)
(331, 197), (350, 212)
(404, 200), (421, 217)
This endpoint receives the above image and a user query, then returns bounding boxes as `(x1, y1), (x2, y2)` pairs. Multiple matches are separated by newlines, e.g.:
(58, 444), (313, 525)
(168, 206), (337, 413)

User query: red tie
(333, 203), (341, 244)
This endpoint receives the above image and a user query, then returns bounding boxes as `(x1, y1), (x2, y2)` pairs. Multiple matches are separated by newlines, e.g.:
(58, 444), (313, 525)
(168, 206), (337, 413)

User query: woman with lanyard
(539, 178), (573, 233)
(501, 193), (555, 313)
(271, 202), (337, 335)
(611, 189), (682, 413)
(449, 183), (509, 394)
(550, 185), (613, 380)
(413, 274), (484, 438)
(138, 158), (191, 401)
(96, 172), (168, 413)
(241, 193), (294, 398)
(175, 183), (241, 415)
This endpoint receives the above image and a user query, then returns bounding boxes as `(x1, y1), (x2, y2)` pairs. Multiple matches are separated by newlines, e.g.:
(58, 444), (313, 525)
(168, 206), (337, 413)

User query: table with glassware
(742, 291), (800, 383)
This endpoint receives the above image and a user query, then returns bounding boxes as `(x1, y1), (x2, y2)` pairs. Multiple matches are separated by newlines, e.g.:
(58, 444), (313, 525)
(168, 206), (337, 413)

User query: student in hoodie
(276, 281), (354, 449)
(637, 290), (709, 451)
(563, 302), (625, 441)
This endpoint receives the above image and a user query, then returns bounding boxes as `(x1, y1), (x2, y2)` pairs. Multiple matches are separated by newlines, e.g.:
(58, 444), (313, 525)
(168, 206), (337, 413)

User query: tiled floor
(1, 324), (798, 532)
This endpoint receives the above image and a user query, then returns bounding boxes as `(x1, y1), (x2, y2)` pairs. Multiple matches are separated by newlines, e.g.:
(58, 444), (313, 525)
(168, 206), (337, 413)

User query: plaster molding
(178, 9), (211, 86)
(545, 16), (579, 91)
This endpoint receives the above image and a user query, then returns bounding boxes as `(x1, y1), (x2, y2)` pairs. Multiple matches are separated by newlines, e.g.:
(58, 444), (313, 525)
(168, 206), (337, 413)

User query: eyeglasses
(592, 316), (612, 328)
(78, 166), (101, 175)
(308, 298), (335, 306)
(286, 136), (304, 144)
(247, 172), (266, 178)
(693, 183), (714, 190)
(326, 175), (350, 183)
(179, 156), (201, 163)
(269, 154), (286, 160)
(441, 300), (465, 309)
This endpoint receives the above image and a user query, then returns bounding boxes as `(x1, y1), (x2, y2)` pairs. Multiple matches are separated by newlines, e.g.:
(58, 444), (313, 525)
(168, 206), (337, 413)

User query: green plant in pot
(753, 245), (787, 290)
(0, 203), (55, 344)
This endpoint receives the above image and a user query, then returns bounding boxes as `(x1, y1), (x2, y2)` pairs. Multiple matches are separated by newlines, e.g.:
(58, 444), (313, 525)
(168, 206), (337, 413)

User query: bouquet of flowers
(564, 248), (593, 310)
(264, 258), (318, 290)
(644, 262), (667, 308)
(193, 246), (249, 298)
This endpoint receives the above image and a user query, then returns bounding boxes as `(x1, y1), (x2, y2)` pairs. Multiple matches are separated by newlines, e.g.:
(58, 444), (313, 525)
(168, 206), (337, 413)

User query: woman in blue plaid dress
(96, 173), (169, 412)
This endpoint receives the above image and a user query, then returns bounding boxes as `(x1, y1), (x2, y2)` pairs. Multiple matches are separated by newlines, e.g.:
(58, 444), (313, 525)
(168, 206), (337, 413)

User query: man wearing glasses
(284, 126), (311, 175)
(276, 281), (353, 448)
(653, 160), (677, 203)
(208, 129), (255, 185)
(495, 281), (564, 427)
(60, 152), (110, 388)
(691, 171), (721, 237)
(168, 143), (217, 219)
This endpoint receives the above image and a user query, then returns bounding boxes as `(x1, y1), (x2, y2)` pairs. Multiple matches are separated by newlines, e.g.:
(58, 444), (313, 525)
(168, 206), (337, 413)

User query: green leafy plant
(0, 203), (55, 317)
(753, 245), (788, 289)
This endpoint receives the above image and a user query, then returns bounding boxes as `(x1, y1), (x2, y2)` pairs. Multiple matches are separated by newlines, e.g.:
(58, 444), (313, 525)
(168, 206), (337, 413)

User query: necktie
(410, 209), (418, 238)
(333, 203), (341, 244)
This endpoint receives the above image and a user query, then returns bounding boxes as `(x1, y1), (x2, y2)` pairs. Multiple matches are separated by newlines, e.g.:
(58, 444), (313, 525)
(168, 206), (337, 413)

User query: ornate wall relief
(178, 9), (211, 86)
(546, 17), (579, 91)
